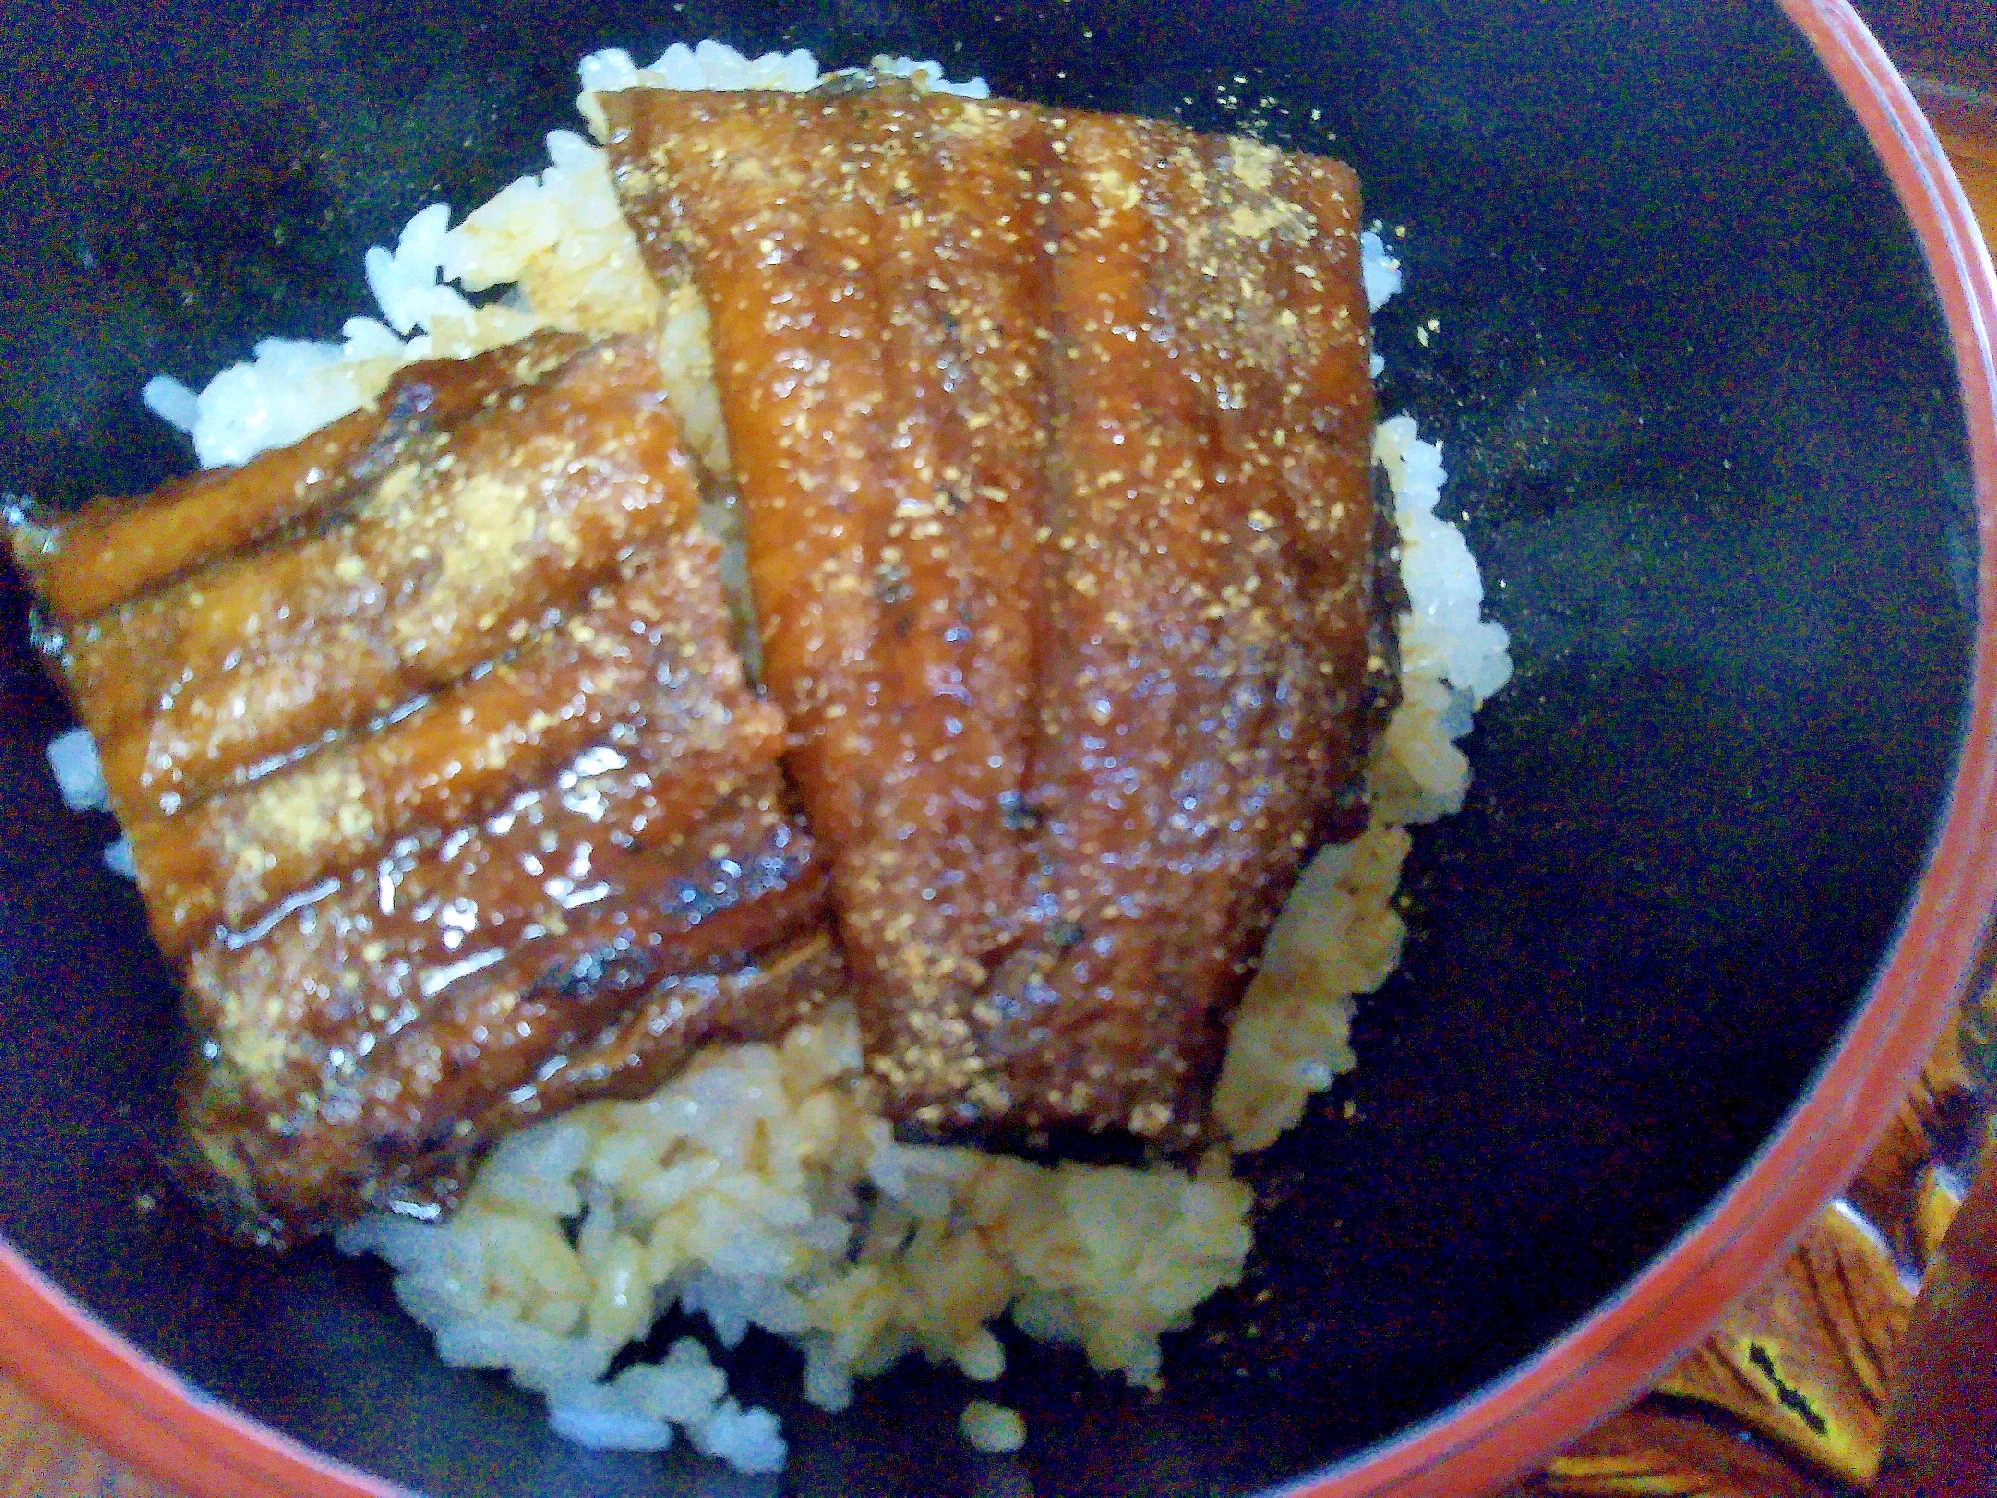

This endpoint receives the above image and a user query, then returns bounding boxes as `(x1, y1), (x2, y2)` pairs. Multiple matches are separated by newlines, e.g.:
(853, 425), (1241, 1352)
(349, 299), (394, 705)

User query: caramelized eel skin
(606, 85), (1384, 1144)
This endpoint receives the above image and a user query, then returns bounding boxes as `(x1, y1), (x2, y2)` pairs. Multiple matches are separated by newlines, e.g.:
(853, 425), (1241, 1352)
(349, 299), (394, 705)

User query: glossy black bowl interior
(0, 1), (1980, 1495)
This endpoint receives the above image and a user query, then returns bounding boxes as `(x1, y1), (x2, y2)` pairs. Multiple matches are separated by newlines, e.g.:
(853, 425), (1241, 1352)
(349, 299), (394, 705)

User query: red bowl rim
(1, 2), (1993, 1496)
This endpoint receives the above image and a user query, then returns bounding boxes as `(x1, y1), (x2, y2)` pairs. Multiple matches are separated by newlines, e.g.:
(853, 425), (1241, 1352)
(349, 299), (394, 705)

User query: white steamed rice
(99, 38), (1512, 1473)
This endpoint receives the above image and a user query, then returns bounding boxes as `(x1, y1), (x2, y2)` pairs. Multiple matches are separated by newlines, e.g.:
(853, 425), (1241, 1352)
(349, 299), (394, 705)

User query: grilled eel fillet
(10, 334), (842, 1245)
(604, 83), (1391, 1144)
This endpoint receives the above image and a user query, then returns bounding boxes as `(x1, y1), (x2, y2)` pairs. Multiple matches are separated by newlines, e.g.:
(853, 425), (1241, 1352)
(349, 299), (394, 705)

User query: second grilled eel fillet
(604, 86), (1387, 1142)
(5, 332), (847, 1242)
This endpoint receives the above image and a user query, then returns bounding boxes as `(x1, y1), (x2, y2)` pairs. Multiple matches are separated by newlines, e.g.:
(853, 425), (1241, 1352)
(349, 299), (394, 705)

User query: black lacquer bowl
(0, 2), (1992, 1495)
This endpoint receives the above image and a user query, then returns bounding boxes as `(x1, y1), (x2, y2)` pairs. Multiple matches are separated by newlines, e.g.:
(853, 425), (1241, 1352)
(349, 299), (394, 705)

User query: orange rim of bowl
(0, 3), (1992, 1496)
